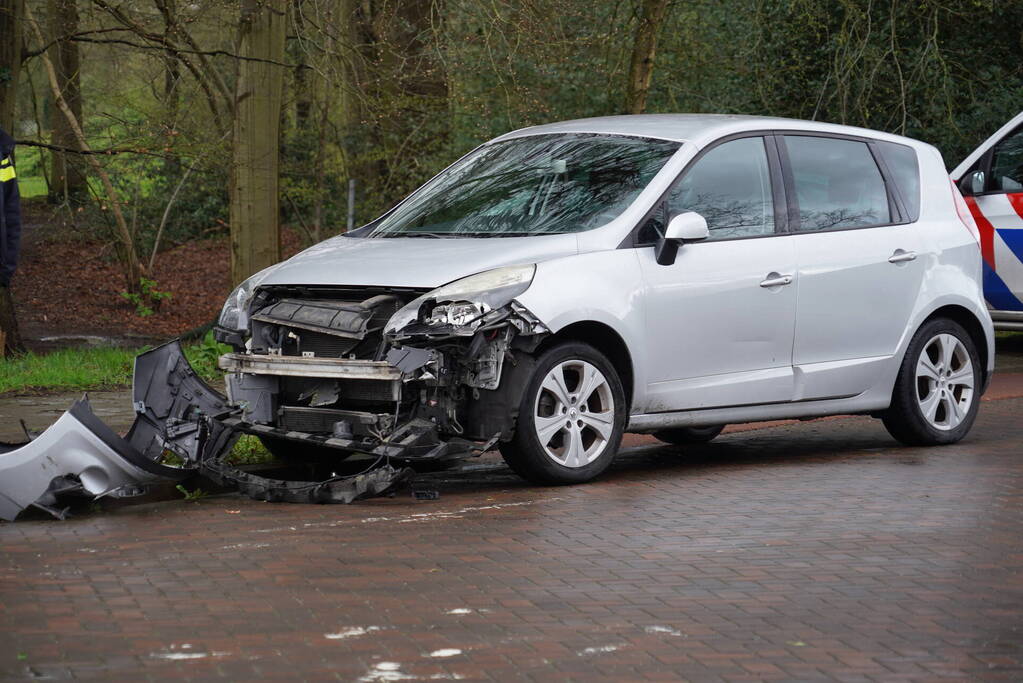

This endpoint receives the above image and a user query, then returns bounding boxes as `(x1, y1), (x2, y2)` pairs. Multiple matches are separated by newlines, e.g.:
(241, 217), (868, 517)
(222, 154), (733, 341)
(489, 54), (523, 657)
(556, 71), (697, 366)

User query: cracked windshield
(368, 134), (680, 237)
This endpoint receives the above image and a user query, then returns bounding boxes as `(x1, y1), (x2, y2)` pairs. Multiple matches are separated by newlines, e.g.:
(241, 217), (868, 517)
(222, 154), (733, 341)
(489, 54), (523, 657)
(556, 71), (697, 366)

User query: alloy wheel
(533, 359), (615, 468)
(915, 333), (975, 431)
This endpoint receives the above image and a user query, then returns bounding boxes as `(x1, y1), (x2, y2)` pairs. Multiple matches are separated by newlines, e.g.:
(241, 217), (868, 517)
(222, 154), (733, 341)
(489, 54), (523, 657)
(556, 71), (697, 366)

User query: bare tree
(48, 0), (86, 199)
(229, 0), (285, 286)
(26, 2), (144, 292)
(624, 0), (669, 114)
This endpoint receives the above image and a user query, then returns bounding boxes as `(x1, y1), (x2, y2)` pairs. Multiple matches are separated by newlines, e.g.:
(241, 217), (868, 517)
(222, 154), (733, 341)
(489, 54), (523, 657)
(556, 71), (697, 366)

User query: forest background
(0, 0), (1019, 357)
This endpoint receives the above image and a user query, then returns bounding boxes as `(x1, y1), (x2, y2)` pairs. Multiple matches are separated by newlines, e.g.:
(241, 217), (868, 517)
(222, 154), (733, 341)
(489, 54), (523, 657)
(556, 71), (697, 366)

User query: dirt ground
(10, 200), (305, 352)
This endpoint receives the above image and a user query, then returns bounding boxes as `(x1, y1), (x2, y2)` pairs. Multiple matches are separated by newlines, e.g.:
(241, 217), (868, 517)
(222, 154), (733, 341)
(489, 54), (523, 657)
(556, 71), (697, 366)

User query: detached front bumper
(0, 340), (234, 521)
(0, 398), (192, 521)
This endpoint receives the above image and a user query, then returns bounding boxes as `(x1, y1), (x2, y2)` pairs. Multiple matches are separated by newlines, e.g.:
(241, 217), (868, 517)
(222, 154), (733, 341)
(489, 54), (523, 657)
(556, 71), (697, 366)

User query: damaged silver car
(214, 114), (996, 486)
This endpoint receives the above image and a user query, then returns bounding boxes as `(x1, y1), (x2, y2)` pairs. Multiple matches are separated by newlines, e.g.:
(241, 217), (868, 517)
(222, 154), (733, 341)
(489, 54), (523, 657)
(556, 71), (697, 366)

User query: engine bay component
(250, 294), (402, 358)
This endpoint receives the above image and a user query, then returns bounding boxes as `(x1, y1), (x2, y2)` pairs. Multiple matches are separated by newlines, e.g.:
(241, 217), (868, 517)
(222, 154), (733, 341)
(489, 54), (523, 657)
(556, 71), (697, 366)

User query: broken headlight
(218, 264), (278, 332)
(386, 264), (536, 335)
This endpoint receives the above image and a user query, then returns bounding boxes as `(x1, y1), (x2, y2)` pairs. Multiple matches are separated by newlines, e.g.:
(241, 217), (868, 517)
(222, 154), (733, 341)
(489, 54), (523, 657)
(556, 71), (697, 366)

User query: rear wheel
(499, 342), (626, 484)
(882, 318), (981, 446)
(653, 425), (725, 445)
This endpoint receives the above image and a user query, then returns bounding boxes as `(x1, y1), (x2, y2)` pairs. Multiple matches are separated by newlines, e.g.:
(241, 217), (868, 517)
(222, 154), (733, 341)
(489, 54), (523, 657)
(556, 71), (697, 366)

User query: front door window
(666, 136), (775, 240)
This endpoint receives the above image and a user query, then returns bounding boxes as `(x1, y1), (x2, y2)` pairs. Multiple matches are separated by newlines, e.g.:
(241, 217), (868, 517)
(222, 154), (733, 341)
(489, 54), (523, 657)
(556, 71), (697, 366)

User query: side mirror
(656, 212), (709, 266)
(960, 170), (986, 196)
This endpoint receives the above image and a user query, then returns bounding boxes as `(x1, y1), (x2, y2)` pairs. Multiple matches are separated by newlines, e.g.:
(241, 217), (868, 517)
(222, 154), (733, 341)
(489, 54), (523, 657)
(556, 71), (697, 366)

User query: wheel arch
(537, 321), (635, 411)
(920, 304), (992, 392)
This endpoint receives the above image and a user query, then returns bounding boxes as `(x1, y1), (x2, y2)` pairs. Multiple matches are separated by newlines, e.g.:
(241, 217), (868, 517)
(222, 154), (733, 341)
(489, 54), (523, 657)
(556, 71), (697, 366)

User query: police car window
(877, 141), (920, 221)
(785, 136), (891, 231)
(665, 137), (775, 240)
(991, 127), (1023, 193)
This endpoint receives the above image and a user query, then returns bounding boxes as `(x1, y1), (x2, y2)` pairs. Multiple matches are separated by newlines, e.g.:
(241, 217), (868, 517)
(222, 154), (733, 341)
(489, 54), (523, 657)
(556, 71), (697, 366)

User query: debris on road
(0, 339), (413, 521)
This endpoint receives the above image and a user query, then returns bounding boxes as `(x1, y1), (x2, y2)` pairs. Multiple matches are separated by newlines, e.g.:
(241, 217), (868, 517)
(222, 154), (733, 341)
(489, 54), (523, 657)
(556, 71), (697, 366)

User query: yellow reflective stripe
(0, 157), (15, 182)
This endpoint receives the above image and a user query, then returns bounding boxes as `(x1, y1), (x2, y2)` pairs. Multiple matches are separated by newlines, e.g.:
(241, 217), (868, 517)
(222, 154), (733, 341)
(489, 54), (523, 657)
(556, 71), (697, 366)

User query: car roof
(493, 113), (927, 150)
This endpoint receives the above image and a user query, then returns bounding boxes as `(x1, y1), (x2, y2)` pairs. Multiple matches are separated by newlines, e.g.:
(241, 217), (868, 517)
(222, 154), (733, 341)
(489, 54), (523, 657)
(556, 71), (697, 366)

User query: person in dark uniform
(0, 127), (21, 288)
(0, 127), (23, 354)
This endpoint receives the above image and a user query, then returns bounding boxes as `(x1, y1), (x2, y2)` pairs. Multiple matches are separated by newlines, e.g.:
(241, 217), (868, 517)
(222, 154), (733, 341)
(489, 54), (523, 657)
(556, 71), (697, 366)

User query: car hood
(261, 232), (582, 289)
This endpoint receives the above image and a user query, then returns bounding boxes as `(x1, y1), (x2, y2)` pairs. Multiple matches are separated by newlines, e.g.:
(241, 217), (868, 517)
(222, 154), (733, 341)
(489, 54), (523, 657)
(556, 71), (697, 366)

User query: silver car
(212, 114), (994, 485)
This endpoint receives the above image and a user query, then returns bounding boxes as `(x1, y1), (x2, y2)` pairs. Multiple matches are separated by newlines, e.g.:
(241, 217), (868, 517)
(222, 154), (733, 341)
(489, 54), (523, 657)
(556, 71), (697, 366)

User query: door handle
(759, 273), (793, 288)
(888, 249), (917, 264)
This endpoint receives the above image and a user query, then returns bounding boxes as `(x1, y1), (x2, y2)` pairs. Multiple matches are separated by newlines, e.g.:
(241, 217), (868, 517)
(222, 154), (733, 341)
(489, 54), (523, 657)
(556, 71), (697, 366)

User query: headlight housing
(217, 264), (278, 332)
(386, 264), (536, 336)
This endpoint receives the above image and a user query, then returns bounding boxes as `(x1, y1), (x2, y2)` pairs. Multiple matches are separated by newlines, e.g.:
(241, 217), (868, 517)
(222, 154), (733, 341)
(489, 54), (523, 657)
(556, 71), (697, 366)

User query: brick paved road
(2, 398), (1022, 681)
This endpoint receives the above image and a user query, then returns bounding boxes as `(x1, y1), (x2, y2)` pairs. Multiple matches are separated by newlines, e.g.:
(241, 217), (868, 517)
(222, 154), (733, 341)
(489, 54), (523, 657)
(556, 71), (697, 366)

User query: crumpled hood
(261, 232), (581, 289)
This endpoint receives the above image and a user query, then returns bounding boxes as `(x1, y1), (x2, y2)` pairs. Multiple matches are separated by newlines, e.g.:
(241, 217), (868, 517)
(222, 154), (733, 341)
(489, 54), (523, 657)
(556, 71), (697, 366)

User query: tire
(258, 435), (353, 462)
(653, 425), (725, 445)
(882, 318), (981, 446)
(499, 342), (627, 484)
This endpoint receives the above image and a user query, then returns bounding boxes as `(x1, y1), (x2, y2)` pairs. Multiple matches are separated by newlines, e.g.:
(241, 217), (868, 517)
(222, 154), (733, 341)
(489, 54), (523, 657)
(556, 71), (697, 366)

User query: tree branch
(15, 139), (171, 158)
(59, 35), (307, 68)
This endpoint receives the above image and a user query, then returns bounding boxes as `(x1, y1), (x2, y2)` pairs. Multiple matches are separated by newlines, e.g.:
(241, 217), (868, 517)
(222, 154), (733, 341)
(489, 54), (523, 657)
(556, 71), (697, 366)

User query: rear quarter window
(876, 141), (921, 222)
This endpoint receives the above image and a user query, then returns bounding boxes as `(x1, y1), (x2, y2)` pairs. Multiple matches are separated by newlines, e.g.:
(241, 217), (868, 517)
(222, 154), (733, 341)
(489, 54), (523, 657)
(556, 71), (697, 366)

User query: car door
(782, 134), (925, 400)
(951, 112), (1023, 319)
(638, 135), (799, 412)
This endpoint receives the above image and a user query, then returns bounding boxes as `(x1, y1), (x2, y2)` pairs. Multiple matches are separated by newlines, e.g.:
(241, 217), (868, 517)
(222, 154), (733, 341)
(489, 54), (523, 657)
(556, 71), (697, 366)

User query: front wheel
(882, 318), (981, 446)
(499, 342), (627, 484)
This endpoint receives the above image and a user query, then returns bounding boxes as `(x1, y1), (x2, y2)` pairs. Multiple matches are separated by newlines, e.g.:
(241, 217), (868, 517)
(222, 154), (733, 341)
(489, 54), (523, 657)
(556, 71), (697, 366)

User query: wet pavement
(2, 393), (1022, 680)
(0, 390), (134, 442)
(1, 336), (1021, 680)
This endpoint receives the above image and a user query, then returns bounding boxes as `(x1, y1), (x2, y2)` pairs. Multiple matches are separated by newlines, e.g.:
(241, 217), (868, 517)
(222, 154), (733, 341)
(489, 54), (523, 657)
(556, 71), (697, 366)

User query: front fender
(514, 249), (651, 409)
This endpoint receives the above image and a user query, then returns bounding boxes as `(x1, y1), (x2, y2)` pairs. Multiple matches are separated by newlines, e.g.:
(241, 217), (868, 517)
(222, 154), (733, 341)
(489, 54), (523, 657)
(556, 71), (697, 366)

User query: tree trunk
(48, 0), (86, 200)
(0, 0), (24, 132)
(624, 0), (670, 115)
(229, 0), (286, 287)
(26, 2), (144, 293)
(0, 0), (24, 356)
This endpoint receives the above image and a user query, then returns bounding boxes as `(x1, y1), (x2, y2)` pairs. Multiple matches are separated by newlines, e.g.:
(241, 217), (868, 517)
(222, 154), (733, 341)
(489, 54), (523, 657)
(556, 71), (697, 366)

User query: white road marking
(577, 644), (625, 656)
(324, 626), (383, 640)
(644, 625), (684, 637)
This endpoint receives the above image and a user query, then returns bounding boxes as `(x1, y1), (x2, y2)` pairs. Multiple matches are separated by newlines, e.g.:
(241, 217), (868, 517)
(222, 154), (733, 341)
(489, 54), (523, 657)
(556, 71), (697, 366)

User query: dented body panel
(0, 399), (191, 521)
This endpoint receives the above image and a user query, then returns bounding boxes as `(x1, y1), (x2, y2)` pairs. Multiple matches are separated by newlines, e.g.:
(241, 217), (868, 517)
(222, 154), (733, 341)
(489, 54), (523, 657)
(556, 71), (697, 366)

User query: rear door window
(784, 136), (891, 231)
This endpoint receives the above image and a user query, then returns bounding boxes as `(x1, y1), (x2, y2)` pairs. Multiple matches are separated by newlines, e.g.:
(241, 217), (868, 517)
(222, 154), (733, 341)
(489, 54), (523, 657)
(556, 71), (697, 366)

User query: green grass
(16, 175), (47, 199)
(0, 332), (230, 395)
(12, 146), (48, 199)
(0, 346), (137, 394)
(225, 434), (273, 465)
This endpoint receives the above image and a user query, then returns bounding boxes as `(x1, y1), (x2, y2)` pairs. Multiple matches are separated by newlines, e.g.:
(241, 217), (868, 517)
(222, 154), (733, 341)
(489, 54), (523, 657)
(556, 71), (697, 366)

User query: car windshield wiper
(378, 232), (449, 238)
